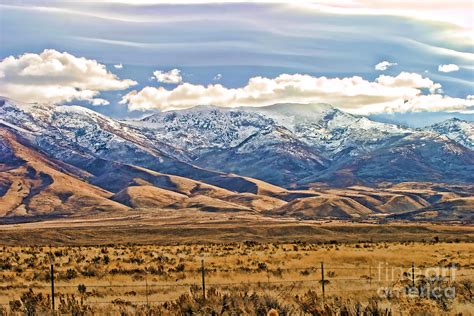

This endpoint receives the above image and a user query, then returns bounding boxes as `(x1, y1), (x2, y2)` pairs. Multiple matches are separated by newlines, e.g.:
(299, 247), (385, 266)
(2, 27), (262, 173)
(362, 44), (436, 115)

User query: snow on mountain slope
(1, 97), (473, 188)
(0, 97), (306, 192)
(0, 97), (191, 166)
(138, 103), (411, 160)
(139, 105), (276, 155)
(300, 131), (474, 187)
(249, 103), (411, 157)
(0, 127), (128, 217)
(135, 104), (334, 184)
(424, 118), (473, 149)
(128, 102), (473, 186)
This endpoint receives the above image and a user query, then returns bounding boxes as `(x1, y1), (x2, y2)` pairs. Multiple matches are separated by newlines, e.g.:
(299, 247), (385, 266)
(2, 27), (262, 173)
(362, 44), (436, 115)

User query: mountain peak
(425, 117), (473, 149)
(430, 117), (473, 127)
(430, 117), (472, 128)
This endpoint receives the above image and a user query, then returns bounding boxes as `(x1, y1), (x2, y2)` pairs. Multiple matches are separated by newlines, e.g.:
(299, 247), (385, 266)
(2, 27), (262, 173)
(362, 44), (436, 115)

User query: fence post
(321, 262), (325, 300)
(412, 262), (415, 288)
(50, 257), (55, 313)
(201, 258), (206, 301)
(448, 264), (453, 285)
(145, 275), (149, 306)
(369, 264), (372, 288)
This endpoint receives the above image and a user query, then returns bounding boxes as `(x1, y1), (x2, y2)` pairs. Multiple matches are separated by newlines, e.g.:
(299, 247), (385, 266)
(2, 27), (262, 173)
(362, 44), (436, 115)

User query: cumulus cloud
(438, 64), (460, 72)
(114, 63), (123, 69)
(120, 72), (473, 114)
(375, 61), (397, 71)
(153, 69), (183, 84)
(376, 72), (442, 94)
(389, 94), (473, 112)
(91, 98), (110, 106)
(0, 49), (137, 104)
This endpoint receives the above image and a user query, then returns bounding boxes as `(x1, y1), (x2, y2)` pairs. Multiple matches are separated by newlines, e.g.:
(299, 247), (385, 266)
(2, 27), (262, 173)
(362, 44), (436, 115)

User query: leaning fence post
(321, 262), (325, 300)
(201, 258), (206, 301)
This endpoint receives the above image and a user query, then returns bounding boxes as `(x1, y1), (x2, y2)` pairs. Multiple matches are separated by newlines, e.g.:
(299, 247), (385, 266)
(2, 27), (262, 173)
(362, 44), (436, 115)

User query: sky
(0, 0), (473, 126)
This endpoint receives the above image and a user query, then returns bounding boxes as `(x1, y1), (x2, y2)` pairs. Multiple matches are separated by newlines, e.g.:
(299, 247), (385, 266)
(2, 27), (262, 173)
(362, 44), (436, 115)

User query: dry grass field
(1, 241), (473, 315)
(1, 209), (474, 246)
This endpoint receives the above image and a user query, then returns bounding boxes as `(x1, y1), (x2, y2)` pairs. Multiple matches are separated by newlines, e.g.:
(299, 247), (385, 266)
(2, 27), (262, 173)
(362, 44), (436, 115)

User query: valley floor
(0, 210), (472, 245)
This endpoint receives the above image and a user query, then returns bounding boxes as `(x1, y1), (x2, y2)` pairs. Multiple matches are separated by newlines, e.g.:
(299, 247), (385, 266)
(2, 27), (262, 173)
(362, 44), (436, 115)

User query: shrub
(78, 284), (87, 296)
(175, 263), (186, 272)
(257, 262), (268, 271)
(11, 289), (51, 315)
(66, 268), (78, 280)
(58, 294), (92, 315)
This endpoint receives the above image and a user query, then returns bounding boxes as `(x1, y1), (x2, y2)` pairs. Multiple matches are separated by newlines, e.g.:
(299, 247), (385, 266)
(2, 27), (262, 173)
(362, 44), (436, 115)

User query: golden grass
(1, 241), (473, 314)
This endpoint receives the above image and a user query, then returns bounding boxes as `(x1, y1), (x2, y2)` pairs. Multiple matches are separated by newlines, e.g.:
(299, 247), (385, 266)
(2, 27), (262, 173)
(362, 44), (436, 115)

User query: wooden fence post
(145, 275), (149, 306)
(369, 264), (372, 288)
(321, 262), (325, 300)
(50, 258), (55, 313)
(201, 258), (206, 301)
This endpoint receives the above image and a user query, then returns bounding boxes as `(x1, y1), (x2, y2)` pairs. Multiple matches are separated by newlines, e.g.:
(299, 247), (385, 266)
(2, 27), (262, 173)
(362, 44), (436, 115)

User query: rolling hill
(0, 97), (472, 223)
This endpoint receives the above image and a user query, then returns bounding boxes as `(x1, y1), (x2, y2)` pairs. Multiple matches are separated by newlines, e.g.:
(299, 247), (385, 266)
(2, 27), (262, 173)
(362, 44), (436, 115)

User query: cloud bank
(153, 69), (183, 84)
(0, 49), (137, 104)
(120, 72), (473, 114)
(40, 0), (473, 31)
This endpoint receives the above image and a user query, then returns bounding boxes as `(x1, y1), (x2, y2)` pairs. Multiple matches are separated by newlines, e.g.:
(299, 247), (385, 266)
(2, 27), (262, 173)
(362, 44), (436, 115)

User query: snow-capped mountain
(133, 102), (473, 186)
(132, 104), (330, 184)
(0, 97), (194, 163)
(138, 103), (410, 159)
(424, 118), (474, 150)
(1, 97), (473, 187)
(0, 97), (225, 191)
(250, 103), (410, 157)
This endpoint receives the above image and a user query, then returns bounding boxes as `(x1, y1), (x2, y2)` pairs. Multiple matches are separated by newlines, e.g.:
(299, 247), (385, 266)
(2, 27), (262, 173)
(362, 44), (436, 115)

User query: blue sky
(0, 0), (473, 126)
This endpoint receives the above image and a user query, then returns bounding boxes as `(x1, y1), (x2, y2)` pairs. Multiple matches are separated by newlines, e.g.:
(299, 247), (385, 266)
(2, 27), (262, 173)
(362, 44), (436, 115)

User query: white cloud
(375, 61), (397, 71)
(213, 73), (222, 81)
(438, 64), (460, 72)
(114, 63), (123, 69)
(120, 72), (473, 114)
(153, 69), (183, 84)
(0, 49), (136, 104)
(392, 94), (473, 112)
(289, 1), (474, 33)
(91, 98), (110, 106)
(376, 72), (442, 93)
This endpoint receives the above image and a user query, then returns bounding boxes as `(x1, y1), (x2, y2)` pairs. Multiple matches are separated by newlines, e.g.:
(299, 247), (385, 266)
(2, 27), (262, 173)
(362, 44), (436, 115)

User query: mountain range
(0, 97), (473, 223)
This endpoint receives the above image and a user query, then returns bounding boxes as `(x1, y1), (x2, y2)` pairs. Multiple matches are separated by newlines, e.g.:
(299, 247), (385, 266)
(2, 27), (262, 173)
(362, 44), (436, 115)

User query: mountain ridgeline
(0, 97), (473, 222)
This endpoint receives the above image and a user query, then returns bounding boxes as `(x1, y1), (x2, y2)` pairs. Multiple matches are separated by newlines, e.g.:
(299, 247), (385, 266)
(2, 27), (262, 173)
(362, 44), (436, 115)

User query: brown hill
(175, 195), (252, 213)
(112, 185), (188, 208)
(222, 193), (287, 212)
(390, 197), (474, 222)
(320, 187), (429, 214)
(0, 128), (128, 218)
(1, 125), (471, 223)
(266, 195), (374, 219)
